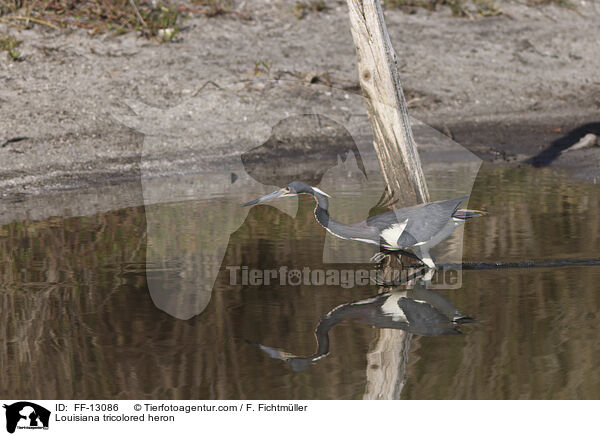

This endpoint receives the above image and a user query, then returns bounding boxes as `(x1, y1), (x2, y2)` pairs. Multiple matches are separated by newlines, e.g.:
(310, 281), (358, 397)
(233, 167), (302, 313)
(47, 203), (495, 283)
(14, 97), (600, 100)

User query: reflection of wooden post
(346, 0), (430, 399)
(363, 330), (412, 399)
(346, 0), (429, 206)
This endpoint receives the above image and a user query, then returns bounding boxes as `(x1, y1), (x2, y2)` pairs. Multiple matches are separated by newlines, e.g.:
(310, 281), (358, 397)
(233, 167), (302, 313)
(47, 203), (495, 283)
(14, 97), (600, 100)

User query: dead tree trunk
(346, 0), (429, 206)
(346, 0), (430, 400)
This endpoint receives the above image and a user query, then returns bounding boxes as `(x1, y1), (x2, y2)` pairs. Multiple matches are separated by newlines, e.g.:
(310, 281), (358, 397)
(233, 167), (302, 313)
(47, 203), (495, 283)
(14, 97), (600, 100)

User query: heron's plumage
(363, 196), (468, 249)
(243, 181), (485, 268)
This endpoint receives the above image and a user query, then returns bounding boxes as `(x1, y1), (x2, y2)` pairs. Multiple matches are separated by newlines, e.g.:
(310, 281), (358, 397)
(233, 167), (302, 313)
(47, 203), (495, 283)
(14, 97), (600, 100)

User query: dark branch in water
(443, 258), (600, 270)
(526, 122), (600, 167)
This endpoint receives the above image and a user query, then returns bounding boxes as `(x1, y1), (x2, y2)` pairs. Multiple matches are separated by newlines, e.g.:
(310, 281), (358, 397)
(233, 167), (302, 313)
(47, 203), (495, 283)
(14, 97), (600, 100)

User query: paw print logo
(287, 270), (302, 286)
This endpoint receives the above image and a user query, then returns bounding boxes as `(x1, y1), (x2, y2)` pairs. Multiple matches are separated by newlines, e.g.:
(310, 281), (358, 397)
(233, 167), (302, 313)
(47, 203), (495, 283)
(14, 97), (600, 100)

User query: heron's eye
(283, 187), (291, 193)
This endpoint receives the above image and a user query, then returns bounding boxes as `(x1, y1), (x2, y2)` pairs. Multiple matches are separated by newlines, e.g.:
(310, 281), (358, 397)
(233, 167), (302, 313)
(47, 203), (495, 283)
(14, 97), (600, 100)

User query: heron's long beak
(242, 189), (287, 207)
(243, 339), (313, 372)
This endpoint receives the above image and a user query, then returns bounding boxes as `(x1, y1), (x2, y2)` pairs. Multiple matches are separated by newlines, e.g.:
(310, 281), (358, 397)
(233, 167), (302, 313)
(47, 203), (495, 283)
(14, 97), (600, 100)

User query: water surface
(1, 164), (599, 399)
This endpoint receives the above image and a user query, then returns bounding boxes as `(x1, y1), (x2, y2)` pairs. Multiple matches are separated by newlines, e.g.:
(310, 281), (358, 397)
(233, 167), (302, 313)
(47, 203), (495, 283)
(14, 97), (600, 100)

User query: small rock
(158, 28), (176, 41)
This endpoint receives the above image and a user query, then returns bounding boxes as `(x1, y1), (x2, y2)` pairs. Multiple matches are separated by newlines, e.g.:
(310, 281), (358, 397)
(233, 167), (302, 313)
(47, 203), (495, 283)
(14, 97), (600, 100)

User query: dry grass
(293, 0), (328, 19)
(385, 0), (504, 19)
(527, 0), (575, 9)
(0, 33), (21, 59)
(0, 0), (237, 37)
(384, 0), (505, 17)
(385, 0), (577, 16)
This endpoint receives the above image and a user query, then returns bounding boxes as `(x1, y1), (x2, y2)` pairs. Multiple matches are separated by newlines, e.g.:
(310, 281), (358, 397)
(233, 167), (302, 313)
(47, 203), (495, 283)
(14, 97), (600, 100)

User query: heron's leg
(370, 250), (399, 286)
(370, 248), (409, 264)
(371, 248), (428, 270)
(373, 263), (431, 287)
(422, 268), (435, 282)
(393, 249), (423, 262)
(369, 251), (388, 264)
(416, 268), (436, 289)
(413, 247), (436, 269)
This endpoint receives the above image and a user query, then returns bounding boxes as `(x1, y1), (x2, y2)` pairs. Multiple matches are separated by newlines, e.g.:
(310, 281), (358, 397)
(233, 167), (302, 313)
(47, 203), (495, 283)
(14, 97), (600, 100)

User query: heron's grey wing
(362, 196), (466, 248)
(410, 287), (469, 322)
(396, 196), (467, 248)
(397, 298), (461, 336)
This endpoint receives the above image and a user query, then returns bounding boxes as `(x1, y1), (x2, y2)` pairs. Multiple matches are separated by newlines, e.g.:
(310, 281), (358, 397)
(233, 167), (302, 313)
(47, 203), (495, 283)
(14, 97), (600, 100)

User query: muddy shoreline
(1, 0), (599, 222)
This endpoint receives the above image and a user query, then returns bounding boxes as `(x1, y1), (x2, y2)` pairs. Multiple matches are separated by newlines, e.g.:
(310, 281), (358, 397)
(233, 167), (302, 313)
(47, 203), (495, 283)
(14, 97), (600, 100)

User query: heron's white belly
(380, 291), (408, 322)
(380, 220), (408, 249)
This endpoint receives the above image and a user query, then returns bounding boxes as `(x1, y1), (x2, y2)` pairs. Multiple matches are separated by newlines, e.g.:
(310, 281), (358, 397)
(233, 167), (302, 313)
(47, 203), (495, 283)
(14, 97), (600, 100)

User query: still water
(1, 164), (599, 399)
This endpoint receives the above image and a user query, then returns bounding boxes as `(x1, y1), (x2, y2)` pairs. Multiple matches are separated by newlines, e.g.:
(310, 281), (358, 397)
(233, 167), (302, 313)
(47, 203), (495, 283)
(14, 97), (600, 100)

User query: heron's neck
(311, 301), (366, 359)
(311, 310), (344, 359)
(310, 191), (328, 209)
(312, 192), (355, 238)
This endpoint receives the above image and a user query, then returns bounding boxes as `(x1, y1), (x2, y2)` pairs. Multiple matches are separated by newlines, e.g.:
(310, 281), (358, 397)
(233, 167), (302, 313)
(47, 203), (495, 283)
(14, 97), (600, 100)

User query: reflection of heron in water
(246, 281), (474, 372)
(243, 181), (485, 269)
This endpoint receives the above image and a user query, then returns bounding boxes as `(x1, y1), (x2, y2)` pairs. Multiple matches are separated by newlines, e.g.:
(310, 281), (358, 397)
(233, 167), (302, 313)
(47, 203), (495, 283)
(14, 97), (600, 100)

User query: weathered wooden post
(345, 0), (430, 399)
(346, 0), (429, 206)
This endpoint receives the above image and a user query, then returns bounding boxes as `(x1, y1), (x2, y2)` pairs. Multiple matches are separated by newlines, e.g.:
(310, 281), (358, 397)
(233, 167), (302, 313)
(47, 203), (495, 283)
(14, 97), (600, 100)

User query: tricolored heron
(242, 181), (485, 268)
(246, 282), (474, 372)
